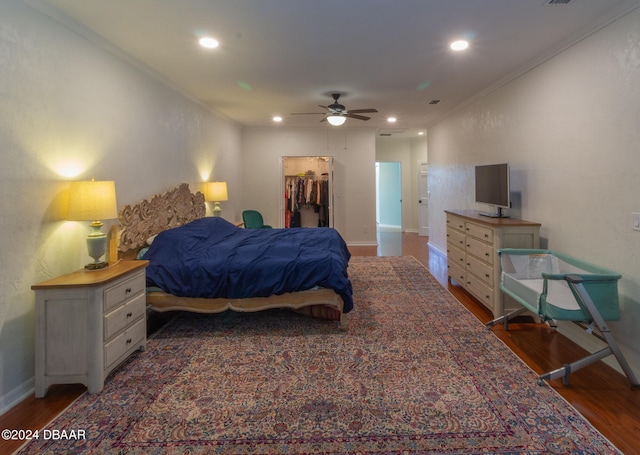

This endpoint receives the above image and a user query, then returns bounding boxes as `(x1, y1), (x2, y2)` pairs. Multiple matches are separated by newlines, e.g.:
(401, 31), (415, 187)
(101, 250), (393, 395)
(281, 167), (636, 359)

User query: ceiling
(29, 0), (640, 137)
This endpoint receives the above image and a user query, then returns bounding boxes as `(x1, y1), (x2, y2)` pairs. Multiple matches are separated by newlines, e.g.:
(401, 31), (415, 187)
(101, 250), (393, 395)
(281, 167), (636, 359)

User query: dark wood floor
(2, 231), (639, 454)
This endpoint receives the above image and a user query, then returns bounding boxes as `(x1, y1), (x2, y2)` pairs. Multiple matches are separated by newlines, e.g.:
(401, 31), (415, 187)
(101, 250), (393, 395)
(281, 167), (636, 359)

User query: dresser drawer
(446, 227), (466, 249)
(104, 271), (146, 312)
(465, 222), (494, 243)
(466, 274), (494, 310)
(104, 293), (146, 340)
(447, 243), (466, 269)
(447, 262), (466, 285)
(467, 255), (494, 286)
(466, 236), (494, 265)
(446, 215), (465, 232)
(104, 317), (146, 370)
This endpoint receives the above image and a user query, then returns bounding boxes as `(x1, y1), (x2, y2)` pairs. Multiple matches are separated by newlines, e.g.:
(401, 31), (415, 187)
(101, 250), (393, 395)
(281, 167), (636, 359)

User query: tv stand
(445, 210), (541, 317)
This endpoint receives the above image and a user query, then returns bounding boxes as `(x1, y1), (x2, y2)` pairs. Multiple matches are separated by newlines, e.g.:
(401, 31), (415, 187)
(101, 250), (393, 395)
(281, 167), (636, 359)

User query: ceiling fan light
(327, 115), (346, 126)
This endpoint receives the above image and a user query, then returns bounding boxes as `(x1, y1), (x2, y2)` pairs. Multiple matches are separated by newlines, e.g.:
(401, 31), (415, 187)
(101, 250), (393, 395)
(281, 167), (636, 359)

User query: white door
(418, 160), (429, 236)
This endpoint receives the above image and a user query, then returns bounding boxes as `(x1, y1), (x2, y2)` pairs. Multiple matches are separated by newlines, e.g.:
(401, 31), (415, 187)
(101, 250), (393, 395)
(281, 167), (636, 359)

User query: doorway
(375, 162), (402, 232)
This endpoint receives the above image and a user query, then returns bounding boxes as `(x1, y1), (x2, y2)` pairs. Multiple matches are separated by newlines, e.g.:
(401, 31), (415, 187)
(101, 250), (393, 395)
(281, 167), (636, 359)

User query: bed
(487, 248), (639, 387)
(112, 184), (352, 329)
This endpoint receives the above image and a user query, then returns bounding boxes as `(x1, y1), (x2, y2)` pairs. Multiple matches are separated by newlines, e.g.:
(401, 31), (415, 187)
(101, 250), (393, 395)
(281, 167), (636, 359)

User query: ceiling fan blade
(348, 108), (378, 114)
(346, 113), (371, 121)
(318, 105), (330, 110)
(290, 112), (325, 115)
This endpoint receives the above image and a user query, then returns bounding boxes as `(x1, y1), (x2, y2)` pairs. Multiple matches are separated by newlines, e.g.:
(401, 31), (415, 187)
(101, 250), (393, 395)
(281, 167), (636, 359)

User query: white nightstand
(31, 261), (148, 397)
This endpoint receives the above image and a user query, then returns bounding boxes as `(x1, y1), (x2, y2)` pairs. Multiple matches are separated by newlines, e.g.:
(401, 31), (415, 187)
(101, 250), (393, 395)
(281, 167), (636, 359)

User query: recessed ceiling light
(387, 117), (397, 123)
(199, 37), (219, 49)
(273, 116), (283, 122)
(418, 131), (425, 136)
(450, 40), (469, 51)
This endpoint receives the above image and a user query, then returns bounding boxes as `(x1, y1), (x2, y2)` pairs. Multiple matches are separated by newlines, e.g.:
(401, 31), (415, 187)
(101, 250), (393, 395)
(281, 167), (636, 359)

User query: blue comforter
(143, 217), (353, 312)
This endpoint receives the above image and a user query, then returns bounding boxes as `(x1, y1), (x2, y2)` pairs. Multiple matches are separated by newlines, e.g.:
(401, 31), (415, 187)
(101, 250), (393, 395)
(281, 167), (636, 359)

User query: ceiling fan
(292, 93), (378, 125)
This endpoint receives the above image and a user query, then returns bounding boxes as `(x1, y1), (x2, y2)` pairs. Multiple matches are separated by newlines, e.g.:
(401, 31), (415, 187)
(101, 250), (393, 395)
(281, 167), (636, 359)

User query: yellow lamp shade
(204, 181), (228, 202)
(67, 179), (117, 221)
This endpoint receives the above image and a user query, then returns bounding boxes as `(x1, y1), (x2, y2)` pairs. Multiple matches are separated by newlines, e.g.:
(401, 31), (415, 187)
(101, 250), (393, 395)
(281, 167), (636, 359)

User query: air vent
(378, 128), (406, 137)
(544, 0), (572, 5)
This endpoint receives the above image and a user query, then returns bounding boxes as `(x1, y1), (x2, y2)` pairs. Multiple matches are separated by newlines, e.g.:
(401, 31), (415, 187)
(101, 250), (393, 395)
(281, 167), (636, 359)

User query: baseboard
(0, 378), (34, 416)
(346, 241), (378, 247)
(428, 241), (446, 257)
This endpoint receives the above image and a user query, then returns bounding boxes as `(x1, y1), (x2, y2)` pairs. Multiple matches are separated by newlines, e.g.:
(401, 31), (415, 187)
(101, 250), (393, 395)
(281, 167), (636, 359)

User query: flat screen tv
(475, 163), (510, 218)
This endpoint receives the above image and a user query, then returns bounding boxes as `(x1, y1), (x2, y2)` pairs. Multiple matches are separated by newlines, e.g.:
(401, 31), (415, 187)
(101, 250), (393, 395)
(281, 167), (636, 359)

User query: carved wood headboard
(111, 183), (205, 260)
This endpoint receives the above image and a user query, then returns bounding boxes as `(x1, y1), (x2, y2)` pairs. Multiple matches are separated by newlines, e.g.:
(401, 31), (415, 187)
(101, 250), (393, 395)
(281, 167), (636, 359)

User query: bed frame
(111, 184), (347, 329)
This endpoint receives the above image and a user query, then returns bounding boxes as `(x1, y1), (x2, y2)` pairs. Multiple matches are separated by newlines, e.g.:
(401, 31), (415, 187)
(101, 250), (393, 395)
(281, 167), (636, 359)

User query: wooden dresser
(32, 260), (148, 397)
(445, 210), (541, 316)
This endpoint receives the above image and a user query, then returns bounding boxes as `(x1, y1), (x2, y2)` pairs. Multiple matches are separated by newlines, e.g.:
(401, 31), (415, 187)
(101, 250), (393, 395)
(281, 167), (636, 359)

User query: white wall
(242, 126), (378, 245)
(0, 1), (242, 411)
(428, 8), (640, 376)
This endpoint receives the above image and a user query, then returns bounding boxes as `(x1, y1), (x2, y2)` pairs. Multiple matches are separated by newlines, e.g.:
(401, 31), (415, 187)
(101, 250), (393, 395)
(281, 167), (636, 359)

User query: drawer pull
(125, 288), (132, 294)
(126, 338), (132, 345)
(126, 312), (133, 318)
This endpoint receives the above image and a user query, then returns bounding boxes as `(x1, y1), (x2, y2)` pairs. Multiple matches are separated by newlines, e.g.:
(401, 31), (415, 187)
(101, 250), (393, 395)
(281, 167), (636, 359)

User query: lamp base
(85, 261), (109, 270)
(86, 221), (108, 269)
(212, 202), (222, 217)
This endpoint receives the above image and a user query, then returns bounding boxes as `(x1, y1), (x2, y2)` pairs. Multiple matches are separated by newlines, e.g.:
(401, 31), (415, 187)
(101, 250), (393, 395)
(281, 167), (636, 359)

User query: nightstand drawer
(104, 271), (146, 312)
(104, 293), (146, 340)
(104, 317), (146, 370)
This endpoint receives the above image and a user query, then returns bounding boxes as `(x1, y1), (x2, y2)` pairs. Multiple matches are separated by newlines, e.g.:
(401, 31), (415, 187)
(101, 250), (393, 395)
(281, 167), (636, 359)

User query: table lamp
(205, 181), (228, 217)
(67, 179), (118, 269)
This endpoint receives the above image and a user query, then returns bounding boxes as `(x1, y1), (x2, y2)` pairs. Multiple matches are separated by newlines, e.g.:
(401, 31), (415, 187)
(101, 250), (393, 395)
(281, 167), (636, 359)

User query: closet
(281, 156), (333, 228)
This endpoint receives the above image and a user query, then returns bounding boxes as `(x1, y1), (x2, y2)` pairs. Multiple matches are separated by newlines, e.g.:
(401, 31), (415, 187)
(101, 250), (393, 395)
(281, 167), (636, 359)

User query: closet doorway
(281, 156), (333, 228)
(375, 161), (402, 232)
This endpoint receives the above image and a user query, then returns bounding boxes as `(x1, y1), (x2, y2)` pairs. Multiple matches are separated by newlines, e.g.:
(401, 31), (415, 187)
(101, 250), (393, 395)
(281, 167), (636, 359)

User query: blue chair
(242, 210), (272, 229)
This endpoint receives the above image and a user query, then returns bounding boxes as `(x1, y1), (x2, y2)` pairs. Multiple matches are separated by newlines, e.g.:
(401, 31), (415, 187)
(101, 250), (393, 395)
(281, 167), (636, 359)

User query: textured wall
(0, 1), (242, 409)
(428, 8), (640, 375)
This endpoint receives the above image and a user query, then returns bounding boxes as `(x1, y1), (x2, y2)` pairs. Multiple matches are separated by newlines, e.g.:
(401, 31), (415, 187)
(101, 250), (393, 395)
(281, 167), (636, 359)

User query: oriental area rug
(17, 256), (620, 454)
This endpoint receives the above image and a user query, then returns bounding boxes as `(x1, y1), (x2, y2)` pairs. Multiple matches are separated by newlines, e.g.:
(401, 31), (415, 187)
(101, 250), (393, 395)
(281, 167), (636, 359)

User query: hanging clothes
(283, 168), (331, 228)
